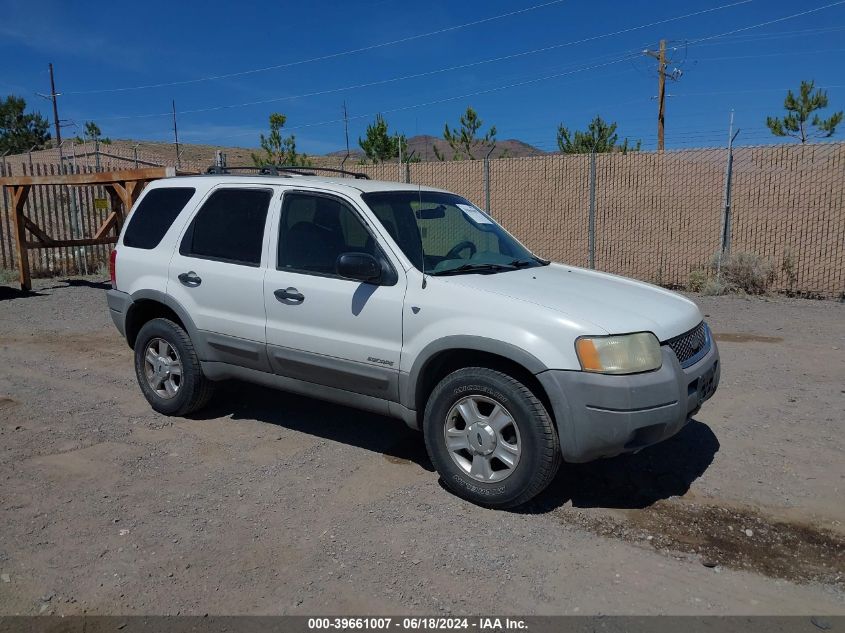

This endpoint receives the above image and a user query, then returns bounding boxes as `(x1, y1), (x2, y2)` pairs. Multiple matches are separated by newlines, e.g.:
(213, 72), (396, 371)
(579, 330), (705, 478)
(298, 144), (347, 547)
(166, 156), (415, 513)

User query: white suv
(106, 168), (720, 508)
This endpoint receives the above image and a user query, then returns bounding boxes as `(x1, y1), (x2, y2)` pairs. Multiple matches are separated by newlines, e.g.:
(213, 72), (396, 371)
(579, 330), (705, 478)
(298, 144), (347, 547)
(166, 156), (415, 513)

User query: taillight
(109, 249), (117, 288)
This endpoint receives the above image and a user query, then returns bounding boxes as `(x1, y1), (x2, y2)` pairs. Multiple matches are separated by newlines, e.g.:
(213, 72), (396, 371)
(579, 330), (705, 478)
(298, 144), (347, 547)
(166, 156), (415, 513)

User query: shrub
(687, 252), (776, 296)
(719, 252), (775, 295)
(687, 269), (708, 293)
(0, 268), (18, 284)
(781, 248), (798, 290)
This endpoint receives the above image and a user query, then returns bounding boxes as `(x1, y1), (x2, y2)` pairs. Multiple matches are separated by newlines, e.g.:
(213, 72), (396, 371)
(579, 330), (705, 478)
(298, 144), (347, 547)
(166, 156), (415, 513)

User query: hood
(442, 263), (702, 341)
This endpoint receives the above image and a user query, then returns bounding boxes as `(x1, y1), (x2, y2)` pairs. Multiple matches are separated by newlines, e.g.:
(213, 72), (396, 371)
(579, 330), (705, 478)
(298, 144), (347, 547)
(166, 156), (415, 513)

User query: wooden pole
(10, 185), (32, 291)
(49, 63), (61, 147)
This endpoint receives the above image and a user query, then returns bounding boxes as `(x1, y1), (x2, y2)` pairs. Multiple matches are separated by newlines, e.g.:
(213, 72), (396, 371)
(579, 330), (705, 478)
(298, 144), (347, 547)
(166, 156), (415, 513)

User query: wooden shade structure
(0, 167), (176, 290)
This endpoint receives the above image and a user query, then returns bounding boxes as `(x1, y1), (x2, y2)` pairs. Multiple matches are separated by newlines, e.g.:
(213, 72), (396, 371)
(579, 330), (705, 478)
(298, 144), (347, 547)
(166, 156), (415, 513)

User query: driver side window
(278, 193), (378, 276)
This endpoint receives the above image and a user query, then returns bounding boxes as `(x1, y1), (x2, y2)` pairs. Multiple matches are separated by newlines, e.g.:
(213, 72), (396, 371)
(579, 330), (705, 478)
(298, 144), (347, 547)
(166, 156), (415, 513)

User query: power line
(62, 0), (572, 95)
(679, 23), (845, 45)
(684, 0), (845, 47)
(689, 47), (845, 62)
(117, 2), (845, 143)
(74, 0), (754, 122)
(182, 55), (640, 141)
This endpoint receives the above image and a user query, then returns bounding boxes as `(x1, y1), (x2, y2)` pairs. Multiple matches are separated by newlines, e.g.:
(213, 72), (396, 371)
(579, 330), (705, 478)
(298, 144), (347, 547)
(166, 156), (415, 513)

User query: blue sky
(2, 0), (844, 153)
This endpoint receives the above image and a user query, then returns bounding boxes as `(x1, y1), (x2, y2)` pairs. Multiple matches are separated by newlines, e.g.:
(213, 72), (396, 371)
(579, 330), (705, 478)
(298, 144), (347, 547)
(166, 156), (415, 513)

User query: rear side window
(180, 188), (272, 266)
(123, 187), (195, 249)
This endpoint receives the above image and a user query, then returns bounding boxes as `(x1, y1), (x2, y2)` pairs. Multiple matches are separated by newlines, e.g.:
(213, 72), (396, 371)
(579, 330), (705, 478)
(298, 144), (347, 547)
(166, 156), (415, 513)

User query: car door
(263, 189), (405, 401)
(168, 185), (277, 371)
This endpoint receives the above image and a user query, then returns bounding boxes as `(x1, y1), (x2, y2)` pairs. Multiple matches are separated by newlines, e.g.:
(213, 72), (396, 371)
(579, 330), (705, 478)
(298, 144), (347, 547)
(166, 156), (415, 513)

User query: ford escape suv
(106, 167), (720, 508)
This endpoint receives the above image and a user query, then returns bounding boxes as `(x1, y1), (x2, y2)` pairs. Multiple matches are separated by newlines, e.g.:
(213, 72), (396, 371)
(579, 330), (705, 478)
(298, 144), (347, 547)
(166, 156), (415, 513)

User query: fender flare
(399, 335), (548, 411)
(127, 289), (202, 350)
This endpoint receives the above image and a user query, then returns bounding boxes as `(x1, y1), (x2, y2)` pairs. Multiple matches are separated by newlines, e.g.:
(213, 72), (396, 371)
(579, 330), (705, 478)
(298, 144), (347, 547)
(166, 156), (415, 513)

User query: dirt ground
(0, 279), (843, 616)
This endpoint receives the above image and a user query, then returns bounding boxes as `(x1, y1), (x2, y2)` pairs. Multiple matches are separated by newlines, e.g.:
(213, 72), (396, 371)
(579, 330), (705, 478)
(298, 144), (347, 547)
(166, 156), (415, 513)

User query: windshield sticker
(457, 203), (493, 224)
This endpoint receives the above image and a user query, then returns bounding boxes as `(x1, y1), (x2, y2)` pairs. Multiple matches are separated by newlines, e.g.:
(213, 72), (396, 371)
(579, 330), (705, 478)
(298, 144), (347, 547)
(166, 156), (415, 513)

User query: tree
(0, 95), (51, 154)
(358, 114), (404, 163)
(766, 80), (843, 143)
(84, 121), (101, 140)
(434, 106), (497, 160)
(251, 113), (311, 167)
(556, 116), (640, 154)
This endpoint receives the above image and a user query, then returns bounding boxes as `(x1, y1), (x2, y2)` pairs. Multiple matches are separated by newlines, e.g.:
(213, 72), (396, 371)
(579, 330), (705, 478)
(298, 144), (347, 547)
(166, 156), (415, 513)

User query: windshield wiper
(430, 263), (517, 276)
(508, 256), (550, 268)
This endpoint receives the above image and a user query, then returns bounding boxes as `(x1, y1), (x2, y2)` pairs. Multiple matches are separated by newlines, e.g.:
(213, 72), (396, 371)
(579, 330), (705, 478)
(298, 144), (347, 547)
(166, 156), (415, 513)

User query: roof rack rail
(205, 165), (370, 180)
(274, 165), (370, 180)
(205, 165), (284, 176)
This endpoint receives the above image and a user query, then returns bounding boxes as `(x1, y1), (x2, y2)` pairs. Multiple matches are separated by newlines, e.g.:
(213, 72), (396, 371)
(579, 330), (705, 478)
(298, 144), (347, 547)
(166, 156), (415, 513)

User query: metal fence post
(588, 150), (596, 269)
(483, 157), (491, 213)
(718, 114), (740, 275)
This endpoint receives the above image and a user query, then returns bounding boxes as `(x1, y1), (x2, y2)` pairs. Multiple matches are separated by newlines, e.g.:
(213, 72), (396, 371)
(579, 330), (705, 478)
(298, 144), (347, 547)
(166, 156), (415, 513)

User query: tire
(423, 367), (560, 508)
(133, 318), (215, 416)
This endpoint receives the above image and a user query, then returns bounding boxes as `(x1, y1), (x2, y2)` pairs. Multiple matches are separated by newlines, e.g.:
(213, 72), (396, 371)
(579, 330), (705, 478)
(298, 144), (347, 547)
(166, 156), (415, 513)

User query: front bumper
(537, 334), (720, 463)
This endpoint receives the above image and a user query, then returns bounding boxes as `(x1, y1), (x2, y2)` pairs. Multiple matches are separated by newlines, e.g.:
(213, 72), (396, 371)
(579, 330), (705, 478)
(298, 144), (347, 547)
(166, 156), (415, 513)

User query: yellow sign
(93, 198), (110, 210)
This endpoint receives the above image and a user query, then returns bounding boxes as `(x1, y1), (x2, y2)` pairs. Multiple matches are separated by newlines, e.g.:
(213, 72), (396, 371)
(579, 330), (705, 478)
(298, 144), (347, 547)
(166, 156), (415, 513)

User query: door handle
(274, 287), (305, 304)
(178, 271), (202, 287)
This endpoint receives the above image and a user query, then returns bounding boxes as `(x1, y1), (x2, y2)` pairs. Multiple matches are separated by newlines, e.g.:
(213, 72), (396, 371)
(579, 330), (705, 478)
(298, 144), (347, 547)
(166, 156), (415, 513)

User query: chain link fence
(1, 142), (843, 297)
(357, 142), (844, 297)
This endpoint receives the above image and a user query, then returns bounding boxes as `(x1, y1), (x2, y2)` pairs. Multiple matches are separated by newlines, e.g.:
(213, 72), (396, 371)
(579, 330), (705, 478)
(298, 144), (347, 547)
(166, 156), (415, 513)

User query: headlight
(575, 332), (662, 374)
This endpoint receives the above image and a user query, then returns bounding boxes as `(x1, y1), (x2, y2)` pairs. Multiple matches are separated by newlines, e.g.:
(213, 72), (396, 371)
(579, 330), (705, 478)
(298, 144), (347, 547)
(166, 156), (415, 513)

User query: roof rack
(205, 165), (286, 176)
(205, 165), (370, 180)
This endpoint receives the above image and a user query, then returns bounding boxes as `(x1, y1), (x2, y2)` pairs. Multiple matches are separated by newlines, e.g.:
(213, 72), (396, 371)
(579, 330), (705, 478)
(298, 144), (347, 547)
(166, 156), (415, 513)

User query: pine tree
(556, 116), (640, 154)
(435, 106), (496, 160)
(766, 80), (843, 143)
(0, 95), (50, 154)
(358, 114), (403, 163)
(252, 113), (311, 167)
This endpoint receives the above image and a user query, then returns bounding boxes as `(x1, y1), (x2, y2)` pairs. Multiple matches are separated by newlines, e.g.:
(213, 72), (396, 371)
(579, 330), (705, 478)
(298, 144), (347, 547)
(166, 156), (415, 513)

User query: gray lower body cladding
(537, 343), (720, 463)
(107, 289), (721, 454)
(106, 289), (132, 338)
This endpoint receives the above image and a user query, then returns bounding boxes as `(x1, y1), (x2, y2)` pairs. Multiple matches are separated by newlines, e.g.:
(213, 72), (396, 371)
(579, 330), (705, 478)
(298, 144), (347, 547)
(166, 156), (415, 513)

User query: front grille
(664, 321), (709, 368)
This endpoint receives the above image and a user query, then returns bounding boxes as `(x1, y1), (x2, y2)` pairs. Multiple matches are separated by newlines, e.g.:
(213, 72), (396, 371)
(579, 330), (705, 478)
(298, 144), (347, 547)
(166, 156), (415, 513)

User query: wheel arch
(125, 290), (199, 349)
(403, 337), (554, 428)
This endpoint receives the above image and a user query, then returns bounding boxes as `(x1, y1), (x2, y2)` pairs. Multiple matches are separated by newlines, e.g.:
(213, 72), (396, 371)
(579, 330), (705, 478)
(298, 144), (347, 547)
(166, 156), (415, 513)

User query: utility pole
(643, 40), (682, 151)
(171, 100), (181, 169)
(48, 63), (61, 147)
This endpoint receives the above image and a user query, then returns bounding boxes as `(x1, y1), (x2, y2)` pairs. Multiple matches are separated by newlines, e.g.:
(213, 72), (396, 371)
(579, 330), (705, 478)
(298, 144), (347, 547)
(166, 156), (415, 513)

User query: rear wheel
(423, 367), (560, 508)
(134, 318), (214, 416)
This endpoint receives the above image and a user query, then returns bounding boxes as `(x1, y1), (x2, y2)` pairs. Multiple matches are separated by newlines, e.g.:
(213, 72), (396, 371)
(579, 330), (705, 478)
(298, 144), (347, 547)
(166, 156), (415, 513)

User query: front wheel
(423, 367), (560, 508)
(134, 318), (215, 416)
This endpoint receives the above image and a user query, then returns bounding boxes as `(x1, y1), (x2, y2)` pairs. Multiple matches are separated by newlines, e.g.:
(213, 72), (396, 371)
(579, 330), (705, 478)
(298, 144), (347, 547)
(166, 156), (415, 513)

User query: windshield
(360, 191), (545, 275)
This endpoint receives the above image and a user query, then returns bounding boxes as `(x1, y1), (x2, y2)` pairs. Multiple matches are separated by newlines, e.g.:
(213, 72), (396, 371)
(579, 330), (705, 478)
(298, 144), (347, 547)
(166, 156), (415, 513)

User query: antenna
(172, 99), (181, 168)
(341, 101), (350, 171)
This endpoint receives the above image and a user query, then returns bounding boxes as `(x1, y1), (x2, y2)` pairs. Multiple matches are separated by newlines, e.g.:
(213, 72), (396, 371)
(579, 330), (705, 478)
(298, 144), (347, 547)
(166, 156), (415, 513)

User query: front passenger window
(278, 193), (378, 275)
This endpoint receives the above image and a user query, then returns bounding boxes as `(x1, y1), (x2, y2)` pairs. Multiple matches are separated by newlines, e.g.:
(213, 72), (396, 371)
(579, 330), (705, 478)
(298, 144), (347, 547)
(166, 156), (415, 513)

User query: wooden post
(0, 167), (177, 288)
(10, 185), (32, 291)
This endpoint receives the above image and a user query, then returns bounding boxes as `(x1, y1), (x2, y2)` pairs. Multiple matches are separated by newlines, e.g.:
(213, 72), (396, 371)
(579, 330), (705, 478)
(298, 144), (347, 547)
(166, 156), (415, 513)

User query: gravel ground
(0, 279), (843, 616)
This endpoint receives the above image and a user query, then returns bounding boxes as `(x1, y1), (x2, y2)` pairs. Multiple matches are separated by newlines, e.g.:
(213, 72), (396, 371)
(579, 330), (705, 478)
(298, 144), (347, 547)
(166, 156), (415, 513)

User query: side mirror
(336, 252), (382, 284)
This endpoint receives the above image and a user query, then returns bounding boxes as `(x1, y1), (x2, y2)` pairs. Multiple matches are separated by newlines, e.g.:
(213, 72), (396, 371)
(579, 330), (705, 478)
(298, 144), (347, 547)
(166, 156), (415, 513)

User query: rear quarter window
(123, 187), (196, 249)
